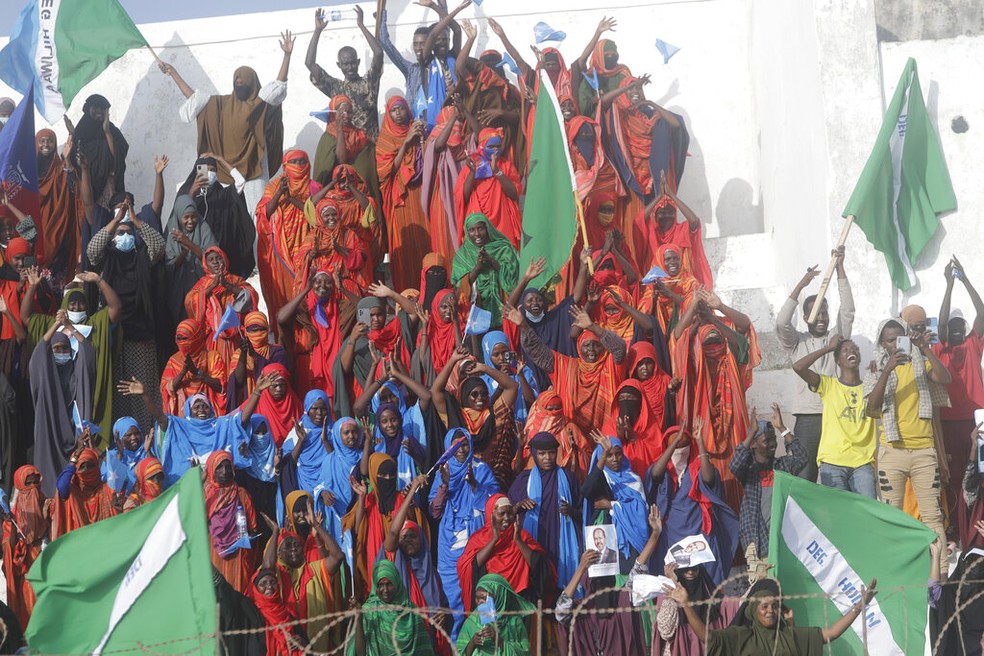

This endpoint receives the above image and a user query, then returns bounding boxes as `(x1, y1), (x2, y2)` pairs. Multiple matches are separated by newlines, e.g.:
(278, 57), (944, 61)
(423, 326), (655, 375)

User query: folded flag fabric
(213, 304), (241, 341)
(464, 304), (492, 336)
(0, 0), (149, 122)
(0, 88), (41, 257)
(26, 469), (216, 654)
(533, 22), (566, 44)
(768, 471), (936, 655)
(428, 435), (469, 476)
(843, 57), (956, 291)
(655, 39), (681, 64)
(642, 265), (668, 284)
(477, 596), (497, 625)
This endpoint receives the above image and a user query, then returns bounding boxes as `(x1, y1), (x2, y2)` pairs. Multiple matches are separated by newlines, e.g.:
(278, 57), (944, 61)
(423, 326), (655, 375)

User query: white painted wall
(1, 0), (982, 410)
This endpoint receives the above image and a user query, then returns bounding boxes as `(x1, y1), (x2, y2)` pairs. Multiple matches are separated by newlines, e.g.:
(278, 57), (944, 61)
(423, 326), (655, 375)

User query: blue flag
(477, 596), (497, 625)
(464, 304), (492, 336)
(642, 265), (668, 284)
(104, 456), (130, 493)
(654, 39), (681, 64)
(0, 488), (9, 515)
(0, 86), (40, 240)
(213, 305), (240, 341)
(428, 436), (469, 476)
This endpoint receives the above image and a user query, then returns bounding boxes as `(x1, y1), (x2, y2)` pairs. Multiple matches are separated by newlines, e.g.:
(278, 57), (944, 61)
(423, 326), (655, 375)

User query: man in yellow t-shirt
(864, 313), (951, 573)
(793, 335), (876, 496)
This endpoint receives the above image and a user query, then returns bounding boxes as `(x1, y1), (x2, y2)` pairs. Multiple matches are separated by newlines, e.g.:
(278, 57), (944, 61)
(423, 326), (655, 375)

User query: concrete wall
(1, 0), (982, 411)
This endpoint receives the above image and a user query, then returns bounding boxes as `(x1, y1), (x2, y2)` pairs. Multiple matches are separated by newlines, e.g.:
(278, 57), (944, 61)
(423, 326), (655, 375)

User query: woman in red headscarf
(253, 363), (303, 448)
(411, 288), (462, 385)
(323, 165), (383, 270)
(184, 246), (259, 367)
(256, 149), (321, 330)
(123, 457), (164, 512)
(228, 311), (289, 406)
(2, 465), (48, 629)
(377, 96), (430, 291)
(292, 196), (370, 295)
(635, 180), (713, 289)
(520, 390), (588, 474)
(160, 318), (226, 416)
(312, 95), (378, 195)
(36, 129), (82, 285)
(603, 379), (663, 474)
(457, 494), (556, 611)
(277, 269), (343, 399)
(672, 296), (759, 511)
(205, 450), (258, 594)
(52, 445), (117, 540)
(626, 341), (674, 431)
(454, 127), (523, 249)
(639, 243), (699, 335)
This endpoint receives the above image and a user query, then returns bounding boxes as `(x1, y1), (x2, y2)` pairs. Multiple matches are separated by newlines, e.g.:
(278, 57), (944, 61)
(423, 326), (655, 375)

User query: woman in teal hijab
(353, 559), (435, 656)
(451, 213), (519, 329)
(456, 573), (535, 656)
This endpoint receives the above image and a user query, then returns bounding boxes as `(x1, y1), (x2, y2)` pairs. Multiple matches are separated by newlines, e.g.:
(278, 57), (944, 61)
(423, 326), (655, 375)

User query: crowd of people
(0, 1), (982, 654)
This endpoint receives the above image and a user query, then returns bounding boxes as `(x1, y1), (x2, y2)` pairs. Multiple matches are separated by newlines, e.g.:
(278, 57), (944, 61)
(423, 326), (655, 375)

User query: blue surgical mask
(525, 309), (545, 324)
(53, 352), (73, 366)
(114, 233), (136, 252)
(207, 170), (217, 186)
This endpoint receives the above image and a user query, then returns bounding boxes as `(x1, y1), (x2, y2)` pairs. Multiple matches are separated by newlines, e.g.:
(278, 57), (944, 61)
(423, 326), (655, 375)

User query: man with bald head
(306, 6), (383, 139)
(933, 257), (984, 519)
(776, 246), (854, 482)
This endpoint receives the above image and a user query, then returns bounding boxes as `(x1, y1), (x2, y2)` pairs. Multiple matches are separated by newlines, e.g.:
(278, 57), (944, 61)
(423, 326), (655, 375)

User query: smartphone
(927, 317), (939, 344)
(196, 163), (209, 179)
(895, 335), (911, 355)
(22, 255), (37, 269)
(357, 307), (372, 326)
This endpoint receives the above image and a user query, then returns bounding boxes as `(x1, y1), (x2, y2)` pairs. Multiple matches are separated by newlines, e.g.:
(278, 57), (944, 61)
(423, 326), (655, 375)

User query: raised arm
(792, 334), (841, 390)
(158, 62), (194, 99)
(0, 297), (25, 344)
(474, 360), (518, 409)
(660, 171), (701, 229)
(576, 17), (616, 71)
(353, 7), (383, 71)
(277, 30), (295, 82)
(151, 155), (168, 220)
(429, 346), (470, 416)
(419, 0), (471, 67)
(487, 18), (532, 78)
(76, 271), (124, 324)
(506, 257), (545, 309)
(367, 282), (419, 327)
(820, 581), (877, 643)
(259, 513), (280, 570)
(306, 9), (328, 76)
(383, 475), (428, 552)
(939, 261), (956, 343)
(913, 330), (951, 386)
(865, 351), (907, 417)
(455, 19), (476, 80)
(391, 367), (432, 413)
(116, 378), (168, 431)
(954, 256), (984, 337)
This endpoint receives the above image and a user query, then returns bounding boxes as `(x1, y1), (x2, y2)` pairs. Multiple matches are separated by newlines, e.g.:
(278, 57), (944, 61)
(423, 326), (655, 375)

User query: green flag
(768, 471), (936, 655)
(27, 470), (217, 654)
(519, 71), (579, 288)
(843, 57), (956, 291)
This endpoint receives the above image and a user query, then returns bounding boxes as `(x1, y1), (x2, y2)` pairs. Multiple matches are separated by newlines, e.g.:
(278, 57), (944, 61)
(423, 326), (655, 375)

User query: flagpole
(374, 0), (385, 39)
(574, 194), (594, 274)
(144, 44), (162, 64)
(807, 215), (856, 324)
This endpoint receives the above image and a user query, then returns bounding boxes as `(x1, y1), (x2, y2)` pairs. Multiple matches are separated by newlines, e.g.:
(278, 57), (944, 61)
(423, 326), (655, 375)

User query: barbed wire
(21, 572), (984, 655)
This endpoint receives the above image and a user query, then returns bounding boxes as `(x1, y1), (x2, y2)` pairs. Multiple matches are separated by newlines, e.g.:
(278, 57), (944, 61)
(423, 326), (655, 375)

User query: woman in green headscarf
(672, 576), (877, 656)
(353, 559), (435, 656)
(24, 272), (122, 437)
(451, 213), (519, 329)
(456, 573), (535, 656)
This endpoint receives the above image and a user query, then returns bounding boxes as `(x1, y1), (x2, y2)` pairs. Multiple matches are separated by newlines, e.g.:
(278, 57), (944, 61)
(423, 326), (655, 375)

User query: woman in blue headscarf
(280, 389), (333, 495)
(101, 416), (151, 492)
(352, 365), (430, 448)
(481, 330), (539, 425)
(115, 374), (268, 486)
(428, 428), (499, 639)
(374, 402), (427, 489)
(581, 432), (652, 570)
(315, 417), (365, 544)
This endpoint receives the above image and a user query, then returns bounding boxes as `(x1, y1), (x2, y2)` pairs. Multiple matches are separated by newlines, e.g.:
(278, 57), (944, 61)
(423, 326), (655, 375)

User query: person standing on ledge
(776, 245), (854, 483)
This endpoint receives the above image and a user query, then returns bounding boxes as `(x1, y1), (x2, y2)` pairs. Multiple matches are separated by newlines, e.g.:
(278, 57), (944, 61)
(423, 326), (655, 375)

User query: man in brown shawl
(159, 31), (295, 219)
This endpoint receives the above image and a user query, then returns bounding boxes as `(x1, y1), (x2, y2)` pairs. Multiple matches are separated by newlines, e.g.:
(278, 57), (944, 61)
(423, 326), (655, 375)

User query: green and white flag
(0, 0), (149, 123)
(769, 472), (936, 655)
(519, 70), (579, 289)
(843, 57), (956, 291)
(26, 470), (217, 654)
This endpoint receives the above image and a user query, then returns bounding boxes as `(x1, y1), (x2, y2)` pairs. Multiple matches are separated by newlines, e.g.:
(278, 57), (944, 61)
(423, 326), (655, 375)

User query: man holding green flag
(519, 70), (580, 290)
(844, 57), (956, 292)
(26, 469), (217, 654)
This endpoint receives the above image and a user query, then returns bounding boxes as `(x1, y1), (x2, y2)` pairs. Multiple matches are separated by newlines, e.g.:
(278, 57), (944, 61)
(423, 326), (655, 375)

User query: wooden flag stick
(145, 44), (162, 64)
(375, 0), (385, 39)
(807, 214), (856, 324)
(573, 193), (594, 274)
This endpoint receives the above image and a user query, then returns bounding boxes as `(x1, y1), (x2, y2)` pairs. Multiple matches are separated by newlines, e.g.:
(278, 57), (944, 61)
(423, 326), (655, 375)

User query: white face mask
(671, 445), (691, 483)
(524, 309), (545, 324)
(207, 170), (217, 186)
(67, 310), (87, 324)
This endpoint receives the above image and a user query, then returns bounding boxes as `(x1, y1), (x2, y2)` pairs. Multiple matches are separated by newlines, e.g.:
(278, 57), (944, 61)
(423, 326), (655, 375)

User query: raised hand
(648, 504), (662, 534)
(770, 403), (786, 433)
(280, 30), (295, 55)
(314, 8), (328, 30)
(569, 304), (593, 331)
(826, 332), (843, 352)
(153, 154), (169, 175)
(461, 18), (477, 40)
(349, 476), (368, 498)
(525, 257), (546, 280)
(353, 5), (365, 26)
(259, 512), (279, 532)
(116, 377), (145, 397)
(367, 281), (392, 298)
(501, 301), (524, 327)
(797, 265), (820, 290)
(596, 16), (617, 34)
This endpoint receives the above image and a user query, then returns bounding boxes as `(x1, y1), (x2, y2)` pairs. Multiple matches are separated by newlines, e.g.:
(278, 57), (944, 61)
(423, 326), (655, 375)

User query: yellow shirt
(879, 361), (934, 450)
(816, 375), (876, 467)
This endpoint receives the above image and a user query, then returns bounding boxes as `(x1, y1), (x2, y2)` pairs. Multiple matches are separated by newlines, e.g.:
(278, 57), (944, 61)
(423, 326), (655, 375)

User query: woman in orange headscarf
(323, 165), (383, 270)
(672, 299), (759, 512)
(593, 285), (636, 345)
(312, 95), (378, 193)
(277, 269), (343, 399)
(184, 246), (259, 367)
(205, 450), (258, 594)
(454, 128), (523, 249)
(293, 197), (370, 295)
(2, 465), (48, 629)
(639, 243), (699, 335)
(36, 129), (82, 285)
(521, 390), (588, 474)
(377, 96), (430, 291)
(228, 311), (289, 406)
(256, 149), (321, 330)
(52, 447), (117, 540)
(160, 318), (227, 416)
(123, 457), (164, 512)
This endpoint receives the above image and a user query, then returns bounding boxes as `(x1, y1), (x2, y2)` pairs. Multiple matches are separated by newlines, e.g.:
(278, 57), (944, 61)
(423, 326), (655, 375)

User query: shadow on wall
(294, 121), (327, 168)
(671, 106), (713, 231)
(715, 177), (763, 238)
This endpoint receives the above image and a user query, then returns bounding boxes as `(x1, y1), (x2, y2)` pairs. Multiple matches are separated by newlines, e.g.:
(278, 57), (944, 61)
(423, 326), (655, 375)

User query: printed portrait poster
(585, 524), (619, 577)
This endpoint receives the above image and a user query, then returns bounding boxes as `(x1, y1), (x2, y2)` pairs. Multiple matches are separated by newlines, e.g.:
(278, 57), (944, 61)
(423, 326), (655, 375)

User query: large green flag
(519, 71), (579, 288)
(843, 57), (956, 291)
(768, 472), (936, 655)
(27, 470), (217, 654)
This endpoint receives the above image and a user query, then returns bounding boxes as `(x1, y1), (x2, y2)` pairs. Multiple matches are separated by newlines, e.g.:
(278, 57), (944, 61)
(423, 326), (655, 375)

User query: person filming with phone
(864, 311), (951, 575)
